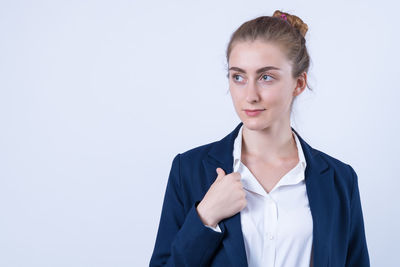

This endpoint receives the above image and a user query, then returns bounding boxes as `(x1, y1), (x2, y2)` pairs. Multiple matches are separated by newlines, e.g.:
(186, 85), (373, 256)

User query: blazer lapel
(292, 127), (333, 267)
(201, 122), (333, 267)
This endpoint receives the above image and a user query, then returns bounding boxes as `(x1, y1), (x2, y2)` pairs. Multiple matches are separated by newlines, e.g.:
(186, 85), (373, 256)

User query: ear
(293, 72), (307, 96)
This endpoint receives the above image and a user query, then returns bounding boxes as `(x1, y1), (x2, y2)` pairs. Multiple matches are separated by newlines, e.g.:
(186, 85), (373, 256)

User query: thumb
(215, 167), (226, 180)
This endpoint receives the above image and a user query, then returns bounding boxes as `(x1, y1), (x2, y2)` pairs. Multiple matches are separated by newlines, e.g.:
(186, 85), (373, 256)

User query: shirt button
(269, 235), (274, 240)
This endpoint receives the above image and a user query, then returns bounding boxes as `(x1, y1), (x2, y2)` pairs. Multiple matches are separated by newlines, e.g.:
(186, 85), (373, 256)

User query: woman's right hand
(196, 167), (247, 228)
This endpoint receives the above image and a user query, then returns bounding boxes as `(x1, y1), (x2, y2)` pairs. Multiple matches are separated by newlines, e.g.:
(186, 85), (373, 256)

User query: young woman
(149, 10), (370, 267)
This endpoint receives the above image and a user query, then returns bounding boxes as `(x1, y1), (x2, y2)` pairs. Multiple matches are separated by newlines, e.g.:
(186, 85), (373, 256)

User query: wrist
(196, 202), (218, 227)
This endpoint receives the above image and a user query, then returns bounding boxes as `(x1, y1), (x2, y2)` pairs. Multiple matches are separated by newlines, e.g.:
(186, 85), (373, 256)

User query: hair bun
(272, 10), (308, 37)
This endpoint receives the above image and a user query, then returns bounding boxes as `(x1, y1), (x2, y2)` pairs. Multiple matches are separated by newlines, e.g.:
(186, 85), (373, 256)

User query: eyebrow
(228, 66), (281, 74)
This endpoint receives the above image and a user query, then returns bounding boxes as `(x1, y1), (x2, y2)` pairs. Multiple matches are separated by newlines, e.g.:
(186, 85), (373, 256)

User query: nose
(245, 81), (260, 103)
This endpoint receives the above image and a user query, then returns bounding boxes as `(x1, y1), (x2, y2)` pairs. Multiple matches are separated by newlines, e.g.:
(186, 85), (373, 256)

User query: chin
(241, 118), (269, 131)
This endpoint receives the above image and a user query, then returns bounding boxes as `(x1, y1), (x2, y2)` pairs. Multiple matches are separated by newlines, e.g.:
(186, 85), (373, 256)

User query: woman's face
(228, 39), (306, 131)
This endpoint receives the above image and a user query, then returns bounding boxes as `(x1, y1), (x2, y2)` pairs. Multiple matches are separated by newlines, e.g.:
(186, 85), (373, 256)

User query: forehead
(229, 40), (291, 72)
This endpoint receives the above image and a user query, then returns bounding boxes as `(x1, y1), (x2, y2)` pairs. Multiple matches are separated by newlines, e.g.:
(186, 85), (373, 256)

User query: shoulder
(318, 148), (355, 173)
(176, 140), (218, 165)
(311, 147), (358, 193)
(295, 127), (356, 179)
(317, 148), (352, 170)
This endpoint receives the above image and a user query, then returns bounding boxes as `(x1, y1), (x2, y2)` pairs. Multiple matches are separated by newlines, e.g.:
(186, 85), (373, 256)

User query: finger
(215, 167), (225, 180)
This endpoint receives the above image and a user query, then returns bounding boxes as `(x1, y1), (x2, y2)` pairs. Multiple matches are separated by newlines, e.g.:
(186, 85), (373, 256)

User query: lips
(244, 109), (265, 116)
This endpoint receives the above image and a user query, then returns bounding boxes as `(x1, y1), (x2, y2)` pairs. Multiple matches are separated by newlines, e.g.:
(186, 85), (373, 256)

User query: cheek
(231, 93), (242, 111)
(229, 88), (242, 105)
(260, 89), (284, 106)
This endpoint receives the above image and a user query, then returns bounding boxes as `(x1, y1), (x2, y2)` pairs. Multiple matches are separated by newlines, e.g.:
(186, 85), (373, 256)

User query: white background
(0, 0), (399, 266)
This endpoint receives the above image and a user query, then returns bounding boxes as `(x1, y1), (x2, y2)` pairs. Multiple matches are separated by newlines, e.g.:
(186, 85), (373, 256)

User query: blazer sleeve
(149, 153), (226, 267)
(345, 164), (370, 267)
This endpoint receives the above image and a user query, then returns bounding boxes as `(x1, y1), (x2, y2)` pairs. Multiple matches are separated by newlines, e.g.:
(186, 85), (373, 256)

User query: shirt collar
(233, 124), (244, 172)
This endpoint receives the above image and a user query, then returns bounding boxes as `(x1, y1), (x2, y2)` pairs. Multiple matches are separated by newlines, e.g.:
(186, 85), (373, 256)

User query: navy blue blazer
(149, 122), (370, 267)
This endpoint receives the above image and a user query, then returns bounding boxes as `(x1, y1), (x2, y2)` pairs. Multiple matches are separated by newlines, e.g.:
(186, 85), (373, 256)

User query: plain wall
(0, 0), (399, 266)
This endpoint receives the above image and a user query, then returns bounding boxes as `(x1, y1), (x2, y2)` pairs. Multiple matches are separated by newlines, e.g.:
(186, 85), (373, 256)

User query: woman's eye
(232, 74), (244, 82)
(261, 74), (273, 81)
(230, 74), (273, 83)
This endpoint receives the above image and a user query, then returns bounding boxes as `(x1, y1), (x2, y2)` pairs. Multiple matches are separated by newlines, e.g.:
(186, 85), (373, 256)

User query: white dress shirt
(205, 124), (314, 267)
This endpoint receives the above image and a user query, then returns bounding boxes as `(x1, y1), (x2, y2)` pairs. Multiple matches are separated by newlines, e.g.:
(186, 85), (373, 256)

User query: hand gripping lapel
(149, 153), (226, 267)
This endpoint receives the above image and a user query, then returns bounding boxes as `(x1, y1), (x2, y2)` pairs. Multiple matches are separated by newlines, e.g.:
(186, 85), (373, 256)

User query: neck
(241, 123), (298, 164)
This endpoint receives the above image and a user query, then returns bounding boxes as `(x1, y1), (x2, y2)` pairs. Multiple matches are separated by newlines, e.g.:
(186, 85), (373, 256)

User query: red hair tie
(280, 14), (287, 21)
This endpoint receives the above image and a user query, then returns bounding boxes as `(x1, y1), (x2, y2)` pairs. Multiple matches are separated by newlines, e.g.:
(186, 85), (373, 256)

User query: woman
(149, 10), (370, 267)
